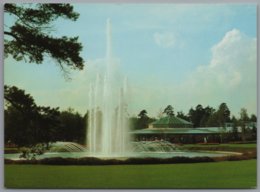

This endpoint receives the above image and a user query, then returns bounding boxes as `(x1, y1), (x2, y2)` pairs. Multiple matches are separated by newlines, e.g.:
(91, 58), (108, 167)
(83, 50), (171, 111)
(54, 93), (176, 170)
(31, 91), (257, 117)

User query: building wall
(134, 134), (222, 144)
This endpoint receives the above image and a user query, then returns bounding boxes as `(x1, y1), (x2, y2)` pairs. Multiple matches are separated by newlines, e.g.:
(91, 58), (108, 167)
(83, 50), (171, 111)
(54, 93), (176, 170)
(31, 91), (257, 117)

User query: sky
(4, 3), (257, 118)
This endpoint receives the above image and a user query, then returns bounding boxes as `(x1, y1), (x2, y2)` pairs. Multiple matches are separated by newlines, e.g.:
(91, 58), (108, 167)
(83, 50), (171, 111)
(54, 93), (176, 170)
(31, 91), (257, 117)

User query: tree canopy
(4, 85), (38, 117)
(176, 111), (189, 121)
(163, 105), (174, 116)
(4, 85), (86, 147)
(138, 110), (148, 119)
(188, 103), (231, 128)
(217, 103), (231, 127)
(4, 85), (257, 146)
(4, 3), (84, 73)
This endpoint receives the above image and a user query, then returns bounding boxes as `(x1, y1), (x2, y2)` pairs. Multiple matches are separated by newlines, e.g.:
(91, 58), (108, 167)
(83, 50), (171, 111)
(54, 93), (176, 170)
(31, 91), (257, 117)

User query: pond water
(4, 141), (241, 161)
(4, 150), (238, 161)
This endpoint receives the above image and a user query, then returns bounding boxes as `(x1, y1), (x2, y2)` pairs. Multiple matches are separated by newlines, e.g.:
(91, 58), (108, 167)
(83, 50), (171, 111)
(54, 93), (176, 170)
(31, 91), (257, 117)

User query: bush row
(4, 151), (256, 165)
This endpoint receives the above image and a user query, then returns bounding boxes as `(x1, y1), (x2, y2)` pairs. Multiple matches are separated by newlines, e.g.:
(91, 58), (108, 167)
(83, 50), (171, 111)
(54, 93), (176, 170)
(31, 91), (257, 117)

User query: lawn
(5, 160), (256, 189)
(180, 143), (257, 154)
(182, 143), (257, 148)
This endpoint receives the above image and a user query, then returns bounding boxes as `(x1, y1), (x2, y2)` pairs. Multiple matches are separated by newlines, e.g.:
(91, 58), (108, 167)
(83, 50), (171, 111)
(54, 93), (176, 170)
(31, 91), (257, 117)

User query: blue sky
(4, 4), (257, 117)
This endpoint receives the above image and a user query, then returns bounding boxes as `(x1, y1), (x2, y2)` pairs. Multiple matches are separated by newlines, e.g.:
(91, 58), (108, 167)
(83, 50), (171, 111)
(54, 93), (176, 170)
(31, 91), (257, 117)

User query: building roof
(130, 127), (238, 135)
(130, 128), (216, 135)
(151, 115), (193, 128)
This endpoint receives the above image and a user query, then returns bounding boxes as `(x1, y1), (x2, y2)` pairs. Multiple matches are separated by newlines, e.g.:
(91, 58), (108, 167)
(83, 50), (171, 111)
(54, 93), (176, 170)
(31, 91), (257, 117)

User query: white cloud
(176, 29), (257, 114)
(193, 29), (255, 88)
(131, 29), (256, 117)
(66, 29), (256, 117)
(153, 32), (176, 48)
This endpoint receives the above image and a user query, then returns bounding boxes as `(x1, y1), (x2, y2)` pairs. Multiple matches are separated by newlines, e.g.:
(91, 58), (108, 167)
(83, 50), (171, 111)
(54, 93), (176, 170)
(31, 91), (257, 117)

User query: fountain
(87, 19), (130, 156)
(132, 141), (179, 152)
(4, 19), (243, 162)
(49, 142), (87, 152)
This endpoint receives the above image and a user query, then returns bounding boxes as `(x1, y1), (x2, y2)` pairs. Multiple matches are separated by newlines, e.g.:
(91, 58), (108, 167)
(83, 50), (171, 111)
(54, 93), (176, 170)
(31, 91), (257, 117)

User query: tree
(4, 4), (84, 75)
(5, 106), (30, 146)
(217, 103), (230, 127)
(59, 108), (86, 144)
(138, 110), (148, 119)
(4, 85), (40, 146)
(188, 105), (205, 127)
(129, 110), (157, 130)
(4, 85), (38, 116)
(200, 106), (215, 127)
(250, 114), (257, 122)
(163, 105), (174, 116)
(231, 116), (239, 141)
(176, 111), (189, 121)
(4, 85), (38, 146)
(137, 109), (149, 129)
(251, 123), (257, 141)
(36, 106), (61, 146)
(206, 112), (219, 127)
(129, 117), (139, 130)
(240, 108), (249, 142)
(4, 85), (61, 147)
(240, 108), (249, 122)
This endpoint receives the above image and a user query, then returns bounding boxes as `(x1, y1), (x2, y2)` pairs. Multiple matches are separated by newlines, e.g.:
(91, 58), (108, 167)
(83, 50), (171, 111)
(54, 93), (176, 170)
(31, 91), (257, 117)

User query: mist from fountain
(3, 22), (242, 162)
(87, 19), (130, 157)
(49, 142), (87, 152)
(132, 141), (179, 153)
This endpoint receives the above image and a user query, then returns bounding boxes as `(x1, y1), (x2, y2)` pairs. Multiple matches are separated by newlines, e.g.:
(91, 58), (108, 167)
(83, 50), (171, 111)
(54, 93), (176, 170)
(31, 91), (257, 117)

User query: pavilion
(130, 115), (247, 144)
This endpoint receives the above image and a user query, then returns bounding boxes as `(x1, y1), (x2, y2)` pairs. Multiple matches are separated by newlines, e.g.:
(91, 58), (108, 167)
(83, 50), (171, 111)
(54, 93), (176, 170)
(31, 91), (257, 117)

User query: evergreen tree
(176, 111), (189, 121)
(250, 114), (257, 122)
(163, 105), (174, 116)
(231, 116), (239, 141)
(239, 108), (249, 142)
(4, 3), (84, 76)
(217, 103), (231, 127)
(138, 109), (149, 129)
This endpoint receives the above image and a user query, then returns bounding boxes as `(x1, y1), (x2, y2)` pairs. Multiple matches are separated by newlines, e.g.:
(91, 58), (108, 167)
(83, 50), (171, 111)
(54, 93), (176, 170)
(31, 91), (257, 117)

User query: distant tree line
(4, 86), (257, 147)
(129, 104), (257, 141)
(4, 85), (87, 148)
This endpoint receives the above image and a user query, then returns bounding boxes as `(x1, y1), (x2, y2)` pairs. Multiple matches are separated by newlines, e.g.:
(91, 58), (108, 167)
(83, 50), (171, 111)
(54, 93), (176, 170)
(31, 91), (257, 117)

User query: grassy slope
(5, 160), (256, 189)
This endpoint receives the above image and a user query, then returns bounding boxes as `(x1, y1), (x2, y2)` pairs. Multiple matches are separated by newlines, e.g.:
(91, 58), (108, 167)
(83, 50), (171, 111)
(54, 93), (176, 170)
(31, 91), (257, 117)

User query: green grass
(5, 160), (256, 189)
(182, 143), (257, 148)
(4, 147), (19, 153)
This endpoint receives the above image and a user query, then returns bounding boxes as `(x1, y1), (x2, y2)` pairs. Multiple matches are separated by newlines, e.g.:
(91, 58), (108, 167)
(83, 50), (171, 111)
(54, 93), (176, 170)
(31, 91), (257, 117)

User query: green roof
(130, 128), (220, 135)
(151, 116), (193, 128)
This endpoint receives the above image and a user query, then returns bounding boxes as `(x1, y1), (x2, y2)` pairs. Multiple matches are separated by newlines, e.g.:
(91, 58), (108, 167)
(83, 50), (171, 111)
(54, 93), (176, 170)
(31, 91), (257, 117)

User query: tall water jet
(87, 19), (130, 156)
